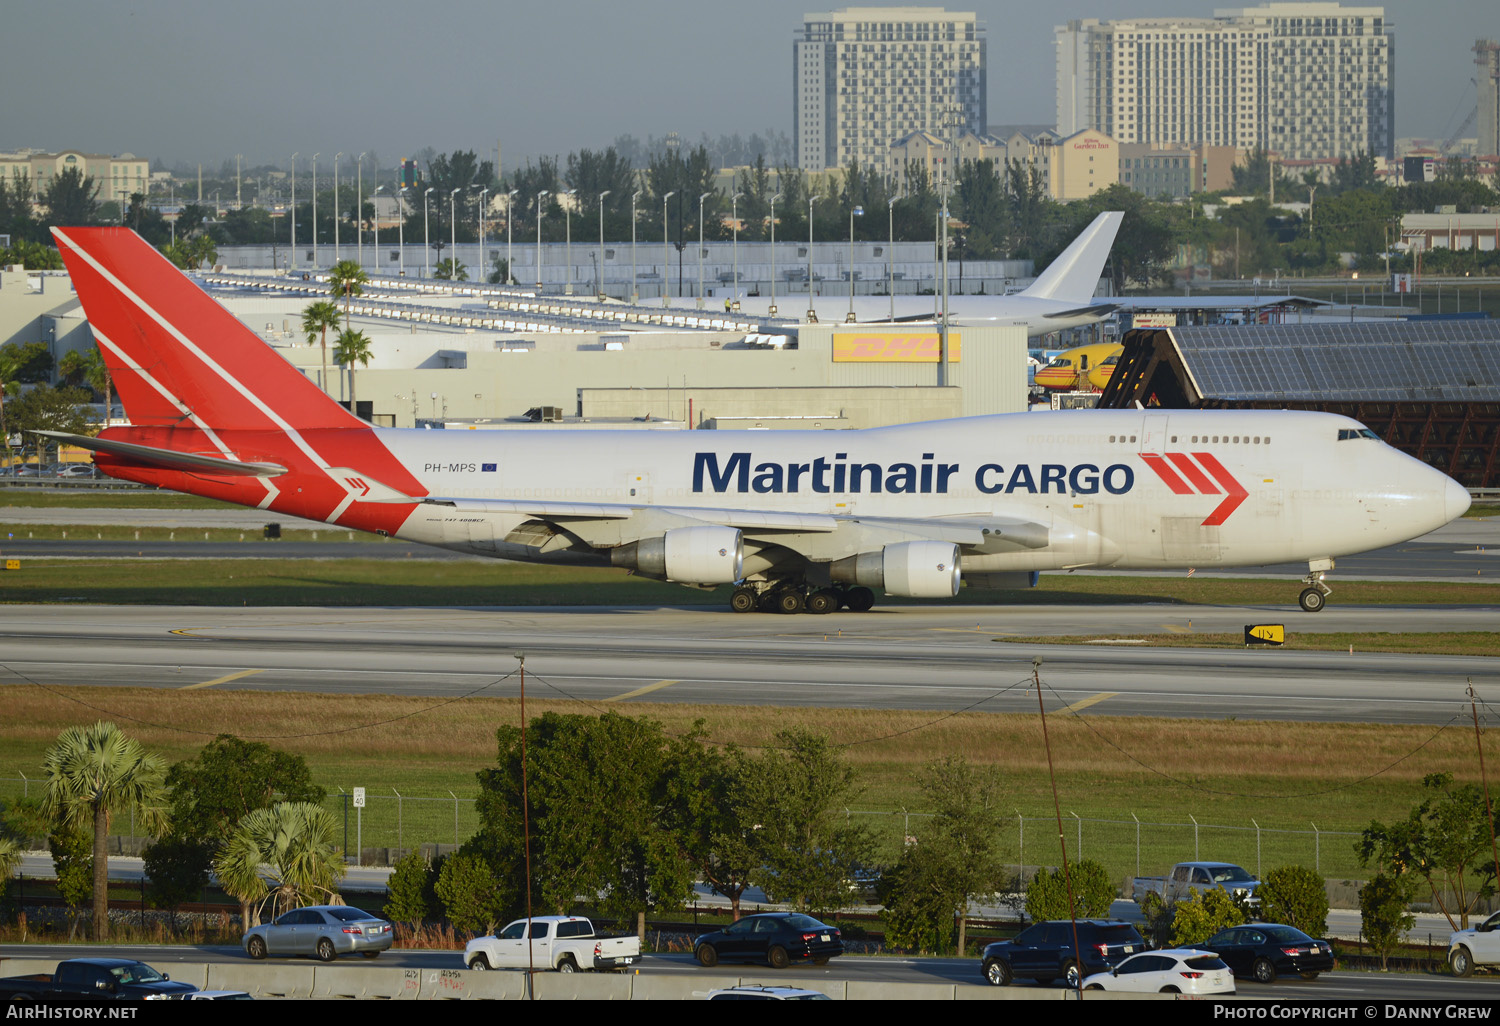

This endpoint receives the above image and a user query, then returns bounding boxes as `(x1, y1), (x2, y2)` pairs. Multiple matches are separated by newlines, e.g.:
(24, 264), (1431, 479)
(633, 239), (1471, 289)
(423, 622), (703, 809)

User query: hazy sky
(6, 0), (1495, 171)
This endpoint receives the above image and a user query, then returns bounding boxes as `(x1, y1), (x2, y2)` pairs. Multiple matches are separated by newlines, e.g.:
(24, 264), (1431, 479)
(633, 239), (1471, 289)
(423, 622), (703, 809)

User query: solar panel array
(1169, 320), (1500, 402)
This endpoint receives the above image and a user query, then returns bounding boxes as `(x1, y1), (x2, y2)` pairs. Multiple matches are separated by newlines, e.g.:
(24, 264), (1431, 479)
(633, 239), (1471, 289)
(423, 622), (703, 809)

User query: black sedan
(1205, 923), (1335, 982)
(694, 913), (843, 969)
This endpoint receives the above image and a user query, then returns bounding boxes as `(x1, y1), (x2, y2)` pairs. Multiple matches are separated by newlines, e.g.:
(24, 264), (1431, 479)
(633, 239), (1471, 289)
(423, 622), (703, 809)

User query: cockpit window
(1338, 428), (1380, 441)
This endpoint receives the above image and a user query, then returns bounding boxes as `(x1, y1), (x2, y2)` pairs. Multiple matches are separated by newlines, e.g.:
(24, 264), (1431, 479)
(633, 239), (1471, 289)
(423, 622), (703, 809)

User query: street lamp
(289, 153), (298, 271)
(630, 190), (641, 304)
(730, 192), (743, 309)
(597, 190), (611, 299)
(506, 189), (519, 287)
(423, 187), (434, 278)
(562, 189), (577, 295)
(333, 152), (342, 263)
(847, 203), (863, 323)
(769, 192), (782, 317)
(372, 186), (383, 275)
(450, 188), (461, 280)
(889, 196), (899, 321)
(311, 153), (319, 268)
(696, 191), (711, 309)
(661, 191), (676, 308)
(478, 187), (490, 282)
(356, 152), (366, 270)
(396, 187), (406, 277)
(806, 194), (821, 322)
(536, 191), (549, 291)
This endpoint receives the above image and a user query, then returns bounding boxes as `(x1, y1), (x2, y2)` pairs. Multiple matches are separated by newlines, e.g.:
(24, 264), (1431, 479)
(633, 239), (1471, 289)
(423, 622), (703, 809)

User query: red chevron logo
(1138, 451), (1248, 526)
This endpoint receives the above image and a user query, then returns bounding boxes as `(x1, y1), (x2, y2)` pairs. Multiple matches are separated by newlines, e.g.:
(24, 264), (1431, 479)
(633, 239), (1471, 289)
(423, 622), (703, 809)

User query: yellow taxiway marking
(1162, 624), (1194, 634)
(1058, 692), (1119, 715)
(181, 668), (266, 691)
(604, 679), (680, 703)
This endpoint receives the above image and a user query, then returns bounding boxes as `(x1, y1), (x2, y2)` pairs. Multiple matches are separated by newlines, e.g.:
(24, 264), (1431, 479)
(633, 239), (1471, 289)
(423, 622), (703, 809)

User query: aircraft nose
(1446, 476), (1472, 522)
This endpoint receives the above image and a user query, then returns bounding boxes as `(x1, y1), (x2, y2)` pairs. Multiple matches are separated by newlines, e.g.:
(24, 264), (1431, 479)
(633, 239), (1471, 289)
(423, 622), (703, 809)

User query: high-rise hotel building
(794, 7), (986, 174)
(1056, 3), (1393, 160)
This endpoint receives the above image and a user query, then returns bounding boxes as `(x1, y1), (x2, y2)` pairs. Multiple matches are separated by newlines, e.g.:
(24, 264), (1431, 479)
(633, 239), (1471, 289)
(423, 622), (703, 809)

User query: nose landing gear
(1298, 559), (1334, 612)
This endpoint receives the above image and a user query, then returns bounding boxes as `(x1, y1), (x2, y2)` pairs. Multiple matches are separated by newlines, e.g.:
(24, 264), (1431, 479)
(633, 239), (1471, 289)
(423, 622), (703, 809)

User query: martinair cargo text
(47, 228), (1470, 615)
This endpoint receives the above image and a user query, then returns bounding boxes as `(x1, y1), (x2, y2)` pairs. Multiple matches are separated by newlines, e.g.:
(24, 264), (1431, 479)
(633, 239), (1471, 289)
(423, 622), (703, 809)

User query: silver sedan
(242, 905), (394, 962)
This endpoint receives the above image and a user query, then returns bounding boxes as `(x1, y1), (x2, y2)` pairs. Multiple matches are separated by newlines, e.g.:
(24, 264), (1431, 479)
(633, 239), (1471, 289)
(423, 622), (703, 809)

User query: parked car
(693, 912), (843, 969)
(1448, 909), (1500, 977)
(1131, 861), (1261, 907)
(980, 919), (1146, 988)
(1081, 948), (1236, 995)
(705, 985), (832, 1000)
(56, 463), (100, 478)
(1205, 922), (1334, 982)
(464, 915), (639, 972)
(187, 990), (254, 1000)
(242, 904), (394, 961)
(0, 958), (198, 1000)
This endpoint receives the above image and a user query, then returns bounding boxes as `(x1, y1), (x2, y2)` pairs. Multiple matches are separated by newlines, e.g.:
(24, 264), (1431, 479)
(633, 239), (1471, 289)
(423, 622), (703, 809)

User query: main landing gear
(1298, 558), (1334, 613)
(728, 583), (876, 614)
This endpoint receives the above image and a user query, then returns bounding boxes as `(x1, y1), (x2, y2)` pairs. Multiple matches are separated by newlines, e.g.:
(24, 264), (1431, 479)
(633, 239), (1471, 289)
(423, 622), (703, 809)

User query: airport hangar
(35, 269), (1031, 432)
(1098, 319), (1500, 490)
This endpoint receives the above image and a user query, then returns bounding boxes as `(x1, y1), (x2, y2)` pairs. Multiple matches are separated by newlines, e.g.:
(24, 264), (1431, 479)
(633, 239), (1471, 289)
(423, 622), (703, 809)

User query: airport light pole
(696, 192), (711, 309)
(311, 153), (319, 268)
(889, 196), (898, 321)
(396, 187), (406, 277)
(630, 190), (641, 304)
(450, 189), (461, 280)
(847, 204), (863, 323)
(506, 189), (519, 287)
(372, 186), (383, 275)
(730, 192), (743, 308)
(806, 194), (820, 322)
(563, 189), (577, 295)
(477, 187), (490, 282)
(423, 187), (434, 278)
(661, 192), (676, 308)
(289, 153), (297, 271)
(597, 190), (611, 299)
(333, 153), (342, 263)
(536, 191), (549, 291)
(769, 192), (781, 317)
(356, 152), (366, 270)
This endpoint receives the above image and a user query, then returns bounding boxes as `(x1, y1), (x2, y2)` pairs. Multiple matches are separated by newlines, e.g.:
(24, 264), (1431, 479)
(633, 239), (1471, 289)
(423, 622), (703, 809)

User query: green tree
(1169, 887), (1248, 946)
(43, 166), (100, 227)
(50, 822), (94, 940)
(163, 735), (325, 845)
(433, 258), (468, 281)
(214, 801), (343, 926)
(1356, 772), (1498, 929)
(124, 193), (170, 245)
(672, 733), (760, 921)
(0, 341), (55, 384)
(0, 173), (37, 242)
(141, 835), (213, 932)
(487, 256), (510, 285)
(737, 728), (874, 915)
(300, 301), (342, 394)
(333, 328), (373, 413)
(435, 851), (506, 935)
(880, 841), (963, 953)
(1258, 865), (1330, 937)
(384, 849), (440, 929)
(0, 238), (61, 269)
(1359, 873), (1415, 970)
(1024, 859), (1116, 922)
(41, 721), (168, 941)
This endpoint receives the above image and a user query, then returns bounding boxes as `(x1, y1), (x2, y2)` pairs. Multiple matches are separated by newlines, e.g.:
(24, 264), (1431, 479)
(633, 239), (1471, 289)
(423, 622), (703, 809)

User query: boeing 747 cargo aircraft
(45, 228), (1469, 614)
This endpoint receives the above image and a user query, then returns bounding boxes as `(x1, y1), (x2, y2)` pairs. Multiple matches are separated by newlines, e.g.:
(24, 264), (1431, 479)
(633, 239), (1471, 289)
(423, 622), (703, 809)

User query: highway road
(0, 600), (1494, 725)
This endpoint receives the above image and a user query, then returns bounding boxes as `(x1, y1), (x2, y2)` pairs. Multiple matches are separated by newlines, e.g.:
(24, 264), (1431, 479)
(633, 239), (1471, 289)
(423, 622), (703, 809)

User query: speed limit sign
(353, 787), (366, 808)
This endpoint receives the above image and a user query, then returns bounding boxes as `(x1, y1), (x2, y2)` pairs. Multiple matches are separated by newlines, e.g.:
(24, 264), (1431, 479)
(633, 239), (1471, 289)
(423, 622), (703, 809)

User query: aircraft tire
(805, 590), (838, 615)
(776, 590), (806, 615)
(1298, 587), (1326, 613)
(730, 588), (758, 613)
(846, 587), (876, 612)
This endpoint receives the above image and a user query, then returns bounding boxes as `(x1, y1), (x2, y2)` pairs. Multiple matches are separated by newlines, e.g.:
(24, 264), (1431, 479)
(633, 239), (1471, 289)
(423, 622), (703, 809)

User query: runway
(1, 602), (1494, 725)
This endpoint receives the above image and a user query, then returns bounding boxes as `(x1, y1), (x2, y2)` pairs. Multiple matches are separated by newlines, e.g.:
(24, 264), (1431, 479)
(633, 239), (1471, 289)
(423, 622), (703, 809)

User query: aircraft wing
(403, 495), (840, 532)
(1042, 302), (1120, 320)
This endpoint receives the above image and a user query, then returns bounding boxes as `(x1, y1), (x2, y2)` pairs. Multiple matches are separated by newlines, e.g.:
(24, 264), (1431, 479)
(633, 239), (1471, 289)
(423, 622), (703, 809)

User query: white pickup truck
(464, 916), (640, 973)
(1448, 910), (1500, 976)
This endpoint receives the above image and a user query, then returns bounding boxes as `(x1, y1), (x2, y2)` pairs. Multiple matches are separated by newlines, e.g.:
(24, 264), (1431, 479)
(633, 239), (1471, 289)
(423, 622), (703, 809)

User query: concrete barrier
(532, 972), (631, 1000)
(207, 961), (315, 999)
(311, 964), (404, 999)
(163, 962), (210, 992)
(631, 971), (744, 1001)
(847, 980), (959, 1000)
(956, 982), (1077, 1000)
(438, 968), (528, 1000)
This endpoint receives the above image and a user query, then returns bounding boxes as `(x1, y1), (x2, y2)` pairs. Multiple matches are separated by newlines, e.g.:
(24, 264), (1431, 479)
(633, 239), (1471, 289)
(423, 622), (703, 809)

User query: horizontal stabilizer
(33, 431), (288, 477)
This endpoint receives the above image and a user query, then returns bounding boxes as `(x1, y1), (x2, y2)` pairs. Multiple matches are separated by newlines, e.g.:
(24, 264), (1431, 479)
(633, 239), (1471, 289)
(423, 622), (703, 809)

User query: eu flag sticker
(481, 463), (497, 473)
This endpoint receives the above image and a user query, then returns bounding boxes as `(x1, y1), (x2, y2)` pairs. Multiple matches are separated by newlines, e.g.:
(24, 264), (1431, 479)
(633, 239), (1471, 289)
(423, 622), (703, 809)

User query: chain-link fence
(1, 776), (1362, 879)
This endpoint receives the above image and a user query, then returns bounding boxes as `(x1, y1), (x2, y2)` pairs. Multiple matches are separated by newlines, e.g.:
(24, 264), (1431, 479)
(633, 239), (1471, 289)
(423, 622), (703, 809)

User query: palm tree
(433, 258), (468, 281)
(214, 802), (344, 926)
(41, 722), (167, 941)
(333, 328), (373, 416)
(327, 259), (368, 332)
(300, 301), (342, 393)
(81, 348), (113, 428)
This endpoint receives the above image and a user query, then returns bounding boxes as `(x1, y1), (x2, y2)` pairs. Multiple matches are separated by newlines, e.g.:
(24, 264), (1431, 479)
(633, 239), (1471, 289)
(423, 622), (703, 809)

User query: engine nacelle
(831, 540), (961, 598)
(611, 526), (744, 584)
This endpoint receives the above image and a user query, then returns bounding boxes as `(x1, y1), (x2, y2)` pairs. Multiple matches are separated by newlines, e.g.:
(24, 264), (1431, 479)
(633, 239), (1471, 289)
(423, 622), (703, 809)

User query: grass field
(0, 684), (1491, 883)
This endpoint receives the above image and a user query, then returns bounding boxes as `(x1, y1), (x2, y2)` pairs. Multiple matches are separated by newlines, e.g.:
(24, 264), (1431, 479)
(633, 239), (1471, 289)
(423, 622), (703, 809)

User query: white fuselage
(374, 409), (1466, 573)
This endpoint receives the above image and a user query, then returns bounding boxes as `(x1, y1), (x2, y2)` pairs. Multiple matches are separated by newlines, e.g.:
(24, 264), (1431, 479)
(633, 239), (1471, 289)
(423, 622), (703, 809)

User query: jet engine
(611, 525), (744, 584)
(831, 540), (960, 597)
